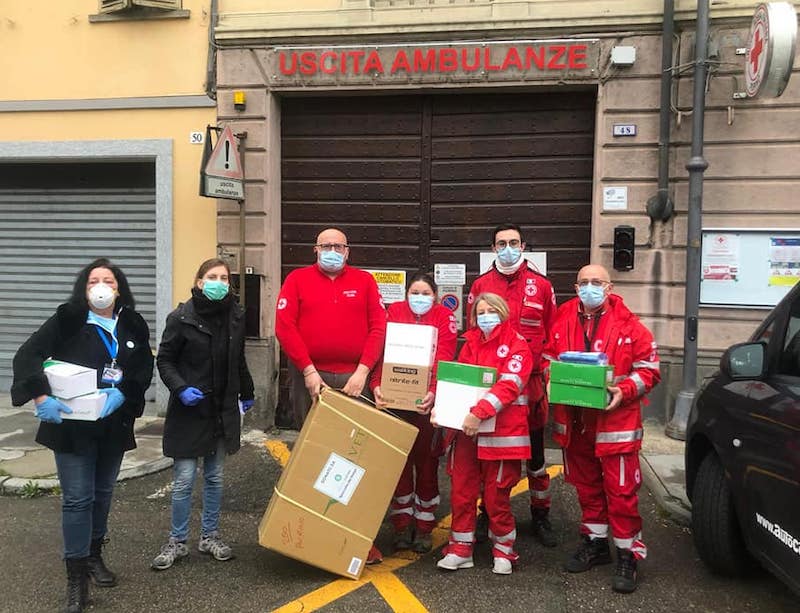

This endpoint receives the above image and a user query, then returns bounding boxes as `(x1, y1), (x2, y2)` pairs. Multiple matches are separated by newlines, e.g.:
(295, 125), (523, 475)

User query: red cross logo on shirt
(750, 28), (764, 74)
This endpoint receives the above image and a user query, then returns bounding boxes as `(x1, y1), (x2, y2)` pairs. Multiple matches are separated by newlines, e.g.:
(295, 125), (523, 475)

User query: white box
(61, 393), (105, 421)
(432, 362), (496, 433)
(44, 361), (97, 399)
(380, 323), (438, 411)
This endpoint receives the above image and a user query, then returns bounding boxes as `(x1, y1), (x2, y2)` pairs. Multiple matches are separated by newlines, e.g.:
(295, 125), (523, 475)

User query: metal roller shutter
(0, 180), (156, 393)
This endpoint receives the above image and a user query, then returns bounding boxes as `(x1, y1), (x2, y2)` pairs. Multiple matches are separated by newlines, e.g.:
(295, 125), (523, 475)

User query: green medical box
(550, 361), (614, 388)
(548, 382), (610, 410)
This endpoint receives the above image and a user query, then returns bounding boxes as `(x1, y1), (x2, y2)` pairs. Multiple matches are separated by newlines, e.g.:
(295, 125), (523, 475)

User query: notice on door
(367, 269), (407, 304)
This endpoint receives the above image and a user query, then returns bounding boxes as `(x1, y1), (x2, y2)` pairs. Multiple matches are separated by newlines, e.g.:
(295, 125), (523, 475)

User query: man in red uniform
(467, 223), (557, 547)
(275, 227), (387, 427)
(545, 264), (660, 593)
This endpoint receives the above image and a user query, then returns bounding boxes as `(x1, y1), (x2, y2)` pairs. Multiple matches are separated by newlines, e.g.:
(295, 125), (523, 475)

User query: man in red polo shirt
(275, 227), (387, 428)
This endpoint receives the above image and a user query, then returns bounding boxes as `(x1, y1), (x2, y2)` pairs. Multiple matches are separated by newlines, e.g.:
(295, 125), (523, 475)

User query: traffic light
(613, 225), (635, 271)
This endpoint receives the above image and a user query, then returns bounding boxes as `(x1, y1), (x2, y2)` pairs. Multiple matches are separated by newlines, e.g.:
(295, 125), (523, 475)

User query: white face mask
(88, 283), (116, 310)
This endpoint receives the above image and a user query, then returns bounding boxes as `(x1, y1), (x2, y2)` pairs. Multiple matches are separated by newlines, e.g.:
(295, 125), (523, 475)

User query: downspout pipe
(647, 0), (675, 222)
(667, 0), (710, 440)
(205, 0), (219, 100)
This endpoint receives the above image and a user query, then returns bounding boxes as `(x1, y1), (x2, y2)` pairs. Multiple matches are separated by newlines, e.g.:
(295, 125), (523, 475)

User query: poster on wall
(768, 237), (800, 286)
(366, 269), (406, 304)
(700, 230), (800, 308)
(701, 233), (740, 282)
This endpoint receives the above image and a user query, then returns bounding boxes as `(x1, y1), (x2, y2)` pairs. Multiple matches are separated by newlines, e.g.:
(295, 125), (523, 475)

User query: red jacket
(370, 300), (458, 393)
(275, 264), (386, 373)
(544, 294), (661, 457)
(468, 263), (556, 373)
(457, 320), (533, 461)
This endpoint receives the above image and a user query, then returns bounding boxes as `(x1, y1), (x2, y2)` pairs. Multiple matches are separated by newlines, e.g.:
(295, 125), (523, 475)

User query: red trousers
(563, 421), (647, 559)
(389, 412), (440, 534)
(447, 432), (521, 561)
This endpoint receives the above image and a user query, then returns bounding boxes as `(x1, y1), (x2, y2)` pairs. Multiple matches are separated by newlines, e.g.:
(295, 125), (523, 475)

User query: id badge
(101, 363), (123, 385)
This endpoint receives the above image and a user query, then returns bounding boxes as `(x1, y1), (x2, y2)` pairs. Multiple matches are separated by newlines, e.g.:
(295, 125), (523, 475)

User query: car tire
(691, 452), (751, 576)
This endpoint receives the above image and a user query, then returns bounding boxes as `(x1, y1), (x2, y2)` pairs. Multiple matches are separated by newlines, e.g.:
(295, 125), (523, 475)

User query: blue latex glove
(240, 399), (254, 414)
(98, 388), (125, 418)
(179, 387), (205, 406)
(35, 396), (73, 424)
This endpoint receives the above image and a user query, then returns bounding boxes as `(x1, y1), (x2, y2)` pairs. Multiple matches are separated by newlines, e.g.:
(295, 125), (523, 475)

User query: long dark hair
(69, 258), (135, 312)
(407, 271), (437, 295)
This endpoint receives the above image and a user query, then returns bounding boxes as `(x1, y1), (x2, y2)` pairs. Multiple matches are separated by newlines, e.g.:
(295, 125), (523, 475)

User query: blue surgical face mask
(319, 250), (345, 272)
(578, 284), (606, 310)
(408, 294), (434, 316)
(476, 312), (502, 335)
(496, 246), (522, 266)
(202, 279), (229, 301)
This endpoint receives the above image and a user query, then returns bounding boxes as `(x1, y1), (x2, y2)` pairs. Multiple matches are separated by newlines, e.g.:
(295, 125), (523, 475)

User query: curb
(0, 458), (173, 496)
(639, 453), (692, 526)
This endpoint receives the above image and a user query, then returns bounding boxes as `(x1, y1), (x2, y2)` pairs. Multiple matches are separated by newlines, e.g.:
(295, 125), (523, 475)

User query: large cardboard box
(549, 382), (610, 410)
(43, 360), (97, 400)
(379, 322), (438, 411)
(550, 361), (614, 388)
(258, 388), (417, 579)
(432, 361), (497, 433)
(61, 393), (106, 421)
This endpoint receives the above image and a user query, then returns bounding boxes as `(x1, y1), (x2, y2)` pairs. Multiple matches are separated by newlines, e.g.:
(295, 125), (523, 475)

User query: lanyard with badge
(96, 326), (123, 386)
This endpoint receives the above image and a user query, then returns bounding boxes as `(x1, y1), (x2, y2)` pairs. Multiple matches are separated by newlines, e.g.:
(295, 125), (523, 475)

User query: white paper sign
(434, 263), (467, 286)
(603, 186), (628, 210)
(313, 452), (365, 505)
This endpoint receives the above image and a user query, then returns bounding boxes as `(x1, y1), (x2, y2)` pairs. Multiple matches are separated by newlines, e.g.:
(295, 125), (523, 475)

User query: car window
(778, 300), (800, 376)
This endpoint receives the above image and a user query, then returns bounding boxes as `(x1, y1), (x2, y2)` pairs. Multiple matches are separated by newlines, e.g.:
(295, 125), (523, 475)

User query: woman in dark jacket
(151, 258), (254, 571)
(11, 258), (154, 613)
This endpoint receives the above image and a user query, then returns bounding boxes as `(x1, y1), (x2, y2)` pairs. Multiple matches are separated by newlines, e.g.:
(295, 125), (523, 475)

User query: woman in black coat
(11, 258), (153, 613)
(151, 257), (254, 571)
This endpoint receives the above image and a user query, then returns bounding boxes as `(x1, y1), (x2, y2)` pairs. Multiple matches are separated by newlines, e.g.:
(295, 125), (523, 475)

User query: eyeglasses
(577, 279), (610, 288)
(315, 243), (349, 253)
(495, 239), (521, 249)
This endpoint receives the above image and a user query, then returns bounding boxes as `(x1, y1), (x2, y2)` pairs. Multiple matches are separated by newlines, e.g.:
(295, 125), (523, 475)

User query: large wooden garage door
(279, 90), (595, 422)
(281, 91), (595, 298)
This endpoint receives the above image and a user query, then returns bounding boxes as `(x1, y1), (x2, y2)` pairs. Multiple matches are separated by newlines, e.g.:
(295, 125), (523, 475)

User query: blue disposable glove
(34, 396), (73, 424)
(179, 387), (205, 406)
(98, 388), (125, 418)
(240, 399), (254, 414)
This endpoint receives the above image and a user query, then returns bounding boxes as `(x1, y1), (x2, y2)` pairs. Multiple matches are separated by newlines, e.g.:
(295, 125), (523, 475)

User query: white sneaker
(437, 553), (474, 570)
(492, 557), (513, 575)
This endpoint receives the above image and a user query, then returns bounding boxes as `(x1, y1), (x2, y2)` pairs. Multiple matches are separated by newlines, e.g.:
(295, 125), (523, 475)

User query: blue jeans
(54, 444), (124, 560)
(170, 439), (226, 541)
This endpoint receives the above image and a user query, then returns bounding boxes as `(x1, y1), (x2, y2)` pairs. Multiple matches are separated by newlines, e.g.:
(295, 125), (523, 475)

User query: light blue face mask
(578, 284), (606, 309)
(496, 246), (522, 266)
(202, 280), (229, 301)
(319, 250), (345, 272)
(477, 312), (502, 335)
(408, 293), (434, 315)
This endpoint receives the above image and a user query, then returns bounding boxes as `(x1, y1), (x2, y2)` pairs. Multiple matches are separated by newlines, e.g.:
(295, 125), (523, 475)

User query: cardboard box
(258, 389), (417, 579)
(550, 361), (614, 388)
(432, 361), (497, 433)
(549, 382), (610, 410)
(43, 360), (97, 399)
(380, 322), (438, 411)
(61, 393), (106, 421)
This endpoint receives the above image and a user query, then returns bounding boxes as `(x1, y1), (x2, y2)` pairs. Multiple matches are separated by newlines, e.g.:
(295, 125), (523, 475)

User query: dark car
(686, 283), (800, 596)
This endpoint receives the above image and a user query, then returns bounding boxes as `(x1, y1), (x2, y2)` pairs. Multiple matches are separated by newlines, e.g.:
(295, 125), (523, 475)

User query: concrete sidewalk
(0, 394), (692, 526)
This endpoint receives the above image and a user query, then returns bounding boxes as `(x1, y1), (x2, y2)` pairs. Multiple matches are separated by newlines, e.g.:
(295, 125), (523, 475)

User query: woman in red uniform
(372, 272), (458, 554)
(434, 292), (532, 575)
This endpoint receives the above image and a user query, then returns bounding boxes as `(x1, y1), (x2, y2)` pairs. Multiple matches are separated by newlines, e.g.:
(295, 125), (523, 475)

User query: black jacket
(157, 296), (254, 458)
(11, 303), (154, 454)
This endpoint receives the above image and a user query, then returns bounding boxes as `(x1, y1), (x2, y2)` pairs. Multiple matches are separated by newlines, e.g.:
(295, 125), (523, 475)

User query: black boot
(64, 558), (89, 613)
(530, 508), (557, 548)
(87, 537), (118, 587)
(612, 548), (638, 593)
(475, 508), (489, 544)
(564, 535), (613, 573)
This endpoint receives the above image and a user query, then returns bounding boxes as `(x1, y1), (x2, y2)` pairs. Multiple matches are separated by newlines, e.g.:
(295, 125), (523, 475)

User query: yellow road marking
(264, 439), (563, 612)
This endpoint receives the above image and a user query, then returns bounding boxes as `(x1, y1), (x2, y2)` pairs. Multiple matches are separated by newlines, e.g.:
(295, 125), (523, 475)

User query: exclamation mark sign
(224, 140), (230, 170)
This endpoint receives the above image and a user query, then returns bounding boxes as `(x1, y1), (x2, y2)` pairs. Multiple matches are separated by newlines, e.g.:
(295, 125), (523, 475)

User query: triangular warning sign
(204, 125), (243, 180)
